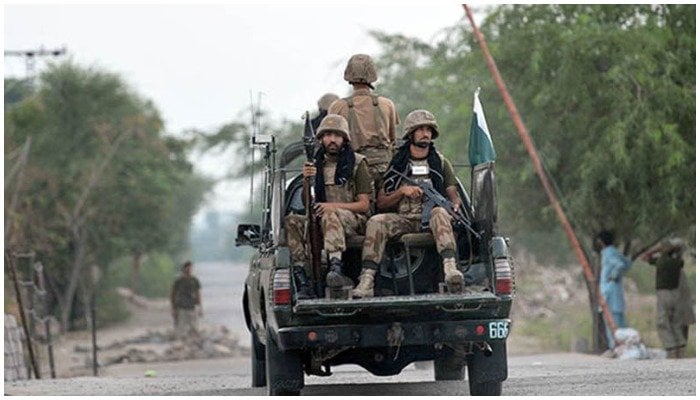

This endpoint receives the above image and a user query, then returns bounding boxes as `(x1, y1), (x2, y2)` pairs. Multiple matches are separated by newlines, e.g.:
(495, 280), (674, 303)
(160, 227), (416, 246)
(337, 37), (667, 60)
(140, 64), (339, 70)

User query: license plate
(488, 321), (509, 339)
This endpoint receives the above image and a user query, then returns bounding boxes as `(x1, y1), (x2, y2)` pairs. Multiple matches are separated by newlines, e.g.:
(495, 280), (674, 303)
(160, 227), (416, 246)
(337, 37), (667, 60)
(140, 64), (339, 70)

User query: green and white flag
(468, 88), (496, 166)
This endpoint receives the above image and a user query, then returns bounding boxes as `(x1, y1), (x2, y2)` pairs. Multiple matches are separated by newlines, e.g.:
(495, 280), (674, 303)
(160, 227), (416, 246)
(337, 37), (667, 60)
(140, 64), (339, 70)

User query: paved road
(5, 353), (695, 396)
(5, 261), (696, 395)
(196, 260), (248, 344)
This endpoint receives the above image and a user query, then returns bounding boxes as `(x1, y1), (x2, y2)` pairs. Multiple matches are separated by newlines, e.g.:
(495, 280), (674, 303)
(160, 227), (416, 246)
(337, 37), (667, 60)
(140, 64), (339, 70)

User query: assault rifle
(302, 112), (324, 297)
(387, 166), (481, 239)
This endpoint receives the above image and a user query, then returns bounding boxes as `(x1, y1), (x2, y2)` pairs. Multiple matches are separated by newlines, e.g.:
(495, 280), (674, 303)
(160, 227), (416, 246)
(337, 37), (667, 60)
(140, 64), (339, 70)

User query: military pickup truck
(236, 137), (514, 396)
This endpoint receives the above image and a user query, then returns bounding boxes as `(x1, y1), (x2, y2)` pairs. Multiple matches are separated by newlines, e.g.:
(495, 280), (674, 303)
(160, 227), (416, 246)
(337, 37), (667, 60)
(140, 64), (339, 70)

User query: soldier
(285, 114), (373, 298)
(328, 54), (400, 192)
(353, 110), (464, 298)
(310, 93), (340, 132)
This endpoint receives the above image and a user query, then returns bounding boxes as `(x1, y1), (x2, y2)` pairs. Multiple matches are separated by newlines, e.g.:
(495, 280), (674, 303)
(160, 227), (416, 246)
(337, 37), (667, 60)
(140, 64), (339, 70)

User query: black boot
(325, 257), (347, 288)
(293, 266), (315, 299)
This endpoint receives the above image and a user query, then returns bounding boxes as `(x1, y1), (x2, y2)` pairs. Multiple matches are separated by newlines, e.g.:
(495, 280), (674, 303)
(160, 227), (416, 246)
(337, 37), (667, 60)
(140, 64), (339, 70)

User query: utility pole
(4, 46), (67, 87)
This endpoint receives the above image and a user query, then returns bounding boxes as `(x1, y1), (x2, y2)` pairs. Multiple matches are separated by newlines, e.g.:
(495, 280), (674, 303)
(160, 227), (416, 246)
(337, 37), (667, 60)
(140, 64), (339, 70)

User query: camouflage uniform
(285, 208), (366, 277)
(354, 109), (463, 298)
(284, 116), (373, 278)
(328, 54), (400, 190)
(362, 158), (458, 266)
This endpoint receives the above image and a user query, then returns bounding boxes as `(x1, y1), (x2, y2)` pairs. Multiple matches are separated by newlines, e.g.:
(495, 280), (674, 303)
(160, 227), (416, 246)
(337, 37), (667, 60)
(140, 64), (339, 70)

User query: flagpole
(462, 4), (619, 346)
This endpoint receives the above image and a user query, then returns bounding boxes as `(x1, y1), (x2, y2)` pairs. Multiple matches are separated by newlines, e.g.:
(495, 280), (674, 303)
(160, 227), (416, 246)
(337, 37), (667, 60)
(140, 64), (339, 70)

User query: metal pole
(5, 251), (41, 379)
(462, 4), (619, 340)
(91, 291), (98, 376)
(34, 262), (56, 379)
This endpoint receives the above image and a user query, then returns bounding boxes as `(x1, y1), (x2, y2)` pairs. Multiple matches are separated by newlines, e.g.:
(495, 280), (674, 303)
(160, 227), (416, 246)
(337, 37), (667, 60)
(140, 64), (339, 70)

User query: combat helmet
(403, 109), (440, 140)
(344, 54), (378, 89)
(317, 93), (339, 111)
(316, 114), (350, 141)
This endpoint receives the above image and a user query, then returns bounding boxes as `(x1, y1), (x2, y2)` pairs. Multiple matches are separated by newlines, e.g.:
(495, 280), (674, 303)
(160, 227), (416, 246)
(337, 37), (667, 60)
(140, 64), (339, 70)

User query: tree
(5, 62), (210, 330)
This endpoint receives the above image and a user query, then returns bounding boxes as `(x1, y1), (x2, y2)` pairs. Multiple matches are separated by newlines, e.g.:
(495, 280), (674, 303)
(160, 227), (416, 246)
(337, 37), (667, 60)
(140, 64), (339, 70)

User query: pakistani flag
(468, 88), (496, 167)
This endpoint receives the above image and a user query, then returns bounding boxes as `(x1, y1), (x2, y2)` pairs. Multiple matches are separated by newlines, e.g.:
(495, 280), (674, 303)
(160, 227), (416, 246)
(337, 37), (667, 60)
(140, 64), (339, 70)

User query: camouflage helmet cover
(402, 109), (440, 140)
(316, 114), (350, 141)
(343, 54), (378, 88)
(317, 93), (339, 111)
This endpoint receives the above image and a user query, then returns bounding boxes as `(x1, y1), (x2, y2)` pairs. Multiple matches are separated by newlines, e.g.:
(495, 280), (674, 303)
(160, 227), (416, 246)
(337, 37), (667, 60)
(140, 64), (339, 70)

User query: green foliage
(370, 4), (695, 262)
(95, 289), (130, 327)
(102, 252), (177, 298)
(4, 61), (211, 329)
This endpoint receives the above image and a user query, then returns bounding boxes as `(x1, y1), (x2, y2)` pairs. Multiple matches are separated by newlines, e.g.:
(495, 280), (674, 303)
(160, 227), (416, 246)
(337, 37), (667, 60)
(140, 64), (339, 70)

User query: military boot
(443, 258), (464, 293)
(352, 268), (376, 298)
(325, 257), (347, 289)
(292, 266), (314, 300)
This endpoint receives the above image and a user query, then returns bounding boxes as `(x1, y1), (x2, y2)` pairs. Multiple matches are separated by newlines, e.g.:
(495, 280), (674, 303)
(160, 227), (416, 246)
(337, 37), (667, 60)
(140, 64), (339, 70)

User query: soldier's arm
(328, 99), (347, 117)
(321, 194), (370, 215)
(446, 186), (461, 212)
(377, 186), (420, 211)
(443, 159), (461, 212)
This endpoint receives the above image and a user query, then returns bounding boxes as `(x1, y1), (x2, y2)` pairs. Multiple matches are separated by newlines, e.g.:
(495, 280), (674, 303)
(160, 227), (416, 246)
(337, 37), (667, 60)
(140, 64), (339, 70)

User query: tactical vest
(344, 95), (392, 166)
(323, 153), (368, 204)
(397, 155), (446, 217)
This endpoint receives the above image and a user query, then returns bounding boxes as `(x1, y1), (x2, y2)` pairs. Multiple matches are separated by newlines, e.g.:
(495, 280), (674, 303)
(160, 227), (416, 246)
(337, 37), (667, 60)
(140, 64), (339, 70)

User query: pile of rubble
(74, 325), (248, 368)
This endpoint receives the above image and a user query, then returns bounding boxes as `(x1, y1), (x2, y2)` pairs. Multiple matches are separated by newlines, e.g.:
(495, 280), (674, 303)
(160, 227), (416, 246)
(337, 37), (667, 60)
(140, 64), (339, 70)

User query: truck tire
(434, 347), (465, 381)
(265, 329), (304, 395)
(251, 331), (266, 387)
(469, 380), (502, 396)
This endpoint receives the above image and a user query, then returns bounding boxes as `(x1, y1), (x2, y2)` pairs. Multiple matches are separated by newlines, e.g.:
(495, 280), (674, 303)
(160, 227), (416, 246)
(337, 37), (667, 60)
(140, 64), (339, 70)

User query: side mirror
(236, 224), (262, 247)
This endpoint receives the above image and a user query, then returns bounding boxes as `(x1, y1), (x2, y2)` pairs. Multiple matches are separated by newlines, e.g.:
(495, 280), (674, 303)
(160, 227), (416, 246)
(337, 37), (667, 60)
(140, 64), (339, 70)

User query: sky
(4, 3), (485, 215)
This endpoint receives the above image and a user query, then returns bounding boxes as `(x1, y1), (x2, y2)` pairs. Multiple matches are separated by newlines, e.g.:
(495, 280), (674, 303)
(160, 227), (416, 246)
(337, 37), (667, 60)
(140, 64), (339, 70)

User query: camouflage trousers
(285, 209), (366, 273)
(362, 207), (456, 267)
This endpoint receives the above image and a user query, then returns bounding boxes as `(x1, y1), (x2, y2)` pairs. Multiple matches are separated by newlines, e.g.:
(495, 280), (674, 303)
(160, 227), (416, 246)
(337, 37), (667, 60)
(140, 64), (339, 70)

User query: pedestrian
(328, 54), (400, 194)
(285, 114), (373, 298)
(353, 109), (464, 298)
(642, 238), (693, 358)
(170, 260), (202, 342)
(595, 230), (632, 357)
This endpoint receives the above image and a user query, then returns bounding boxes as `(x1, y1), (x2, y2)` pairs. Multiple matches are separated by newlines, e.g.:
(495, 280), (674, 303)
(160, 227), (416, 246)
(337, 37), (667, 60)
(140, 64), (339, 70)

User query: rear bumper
(276, 318), (511, 351)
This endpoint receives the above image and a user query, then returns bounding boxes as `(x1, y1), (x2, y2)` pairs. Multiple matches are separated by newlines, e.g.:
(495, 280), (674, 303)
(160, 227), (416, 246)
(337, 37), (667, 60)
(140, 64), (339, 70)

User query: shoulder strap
(371, 94), (387, 137)
(343, 97), (359, 136)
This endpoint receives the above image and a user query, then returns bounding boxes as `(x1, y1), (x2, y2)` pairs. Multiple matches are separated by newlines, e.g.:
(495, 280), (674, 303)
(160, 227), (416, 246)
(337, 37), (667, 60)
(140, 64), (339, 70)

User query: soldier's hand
(313, 202), (334, 217)
(400, 186), (423, 199)
(303, 162), (316, 178)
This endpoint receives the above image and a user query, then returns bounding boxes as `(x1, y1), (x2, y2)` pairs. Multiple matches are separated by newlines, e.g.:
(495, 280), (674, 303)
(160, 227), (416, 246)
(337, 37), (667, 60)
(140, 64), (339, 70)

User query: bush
(102, 252), (177, 299)
(95, 289), (130, 327)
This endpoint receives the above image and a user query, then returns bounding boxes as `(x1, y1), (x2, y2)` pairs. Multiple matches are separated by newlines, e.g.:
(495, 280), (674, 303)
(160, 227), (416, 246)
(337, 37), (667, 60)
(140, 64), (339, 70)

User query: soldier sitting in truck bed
(352, 109), (465, 298)
(284, 114), (373, 298)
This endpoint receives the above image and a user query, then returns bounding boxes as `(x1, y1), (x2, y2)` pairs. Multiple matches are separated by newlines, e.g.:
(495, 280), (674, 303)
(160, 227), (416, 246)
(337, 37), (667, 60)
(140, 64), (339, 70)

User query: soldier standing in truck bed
(352, 109), (464, 298)
(285, 114), (373, 298)
(328, 54), (400, 195)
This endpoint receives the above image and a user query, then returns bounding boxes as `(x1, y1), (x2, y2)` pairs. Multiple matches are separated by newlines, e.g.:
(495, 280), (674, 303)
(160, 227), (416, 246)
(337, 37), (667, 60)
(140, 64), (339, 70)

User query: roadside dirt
(44, 292), (248, 379)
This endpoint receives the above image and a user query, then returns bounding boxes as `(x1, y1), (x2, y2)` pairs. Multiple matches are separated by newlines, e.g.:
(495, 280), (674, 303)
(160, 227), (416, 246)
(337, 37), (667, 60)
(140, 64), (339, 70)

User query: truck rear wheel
(469, 380), (502, 396)
(434, 346), (465, 381)
(251, 331), (266, 387)
(265, 329), (304, 395)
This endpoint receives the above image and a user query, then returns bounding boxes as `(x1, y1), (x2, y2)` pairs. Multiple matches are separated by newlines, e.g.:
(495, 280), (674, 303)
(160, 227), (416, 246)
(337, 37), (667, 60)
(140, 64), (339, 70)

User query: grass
(512, 295), (696, 357)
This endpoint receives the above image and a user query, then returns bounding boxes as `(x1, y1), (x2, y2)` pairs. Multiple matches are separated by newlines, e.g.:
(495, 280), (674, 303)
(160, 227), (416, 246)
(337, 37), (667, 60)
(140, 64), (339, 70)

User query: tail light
(494, 258), (514, 295)
(273, 269), (291, 305)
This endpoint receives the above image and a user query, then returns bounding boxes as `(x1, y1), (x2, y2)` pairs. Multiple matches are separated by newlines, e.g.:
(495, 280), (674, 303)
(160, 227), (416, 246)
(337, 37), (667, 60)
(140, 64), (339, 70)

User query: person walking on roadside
(595, 230), (632, 357)
(170, 260), (202, 342)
